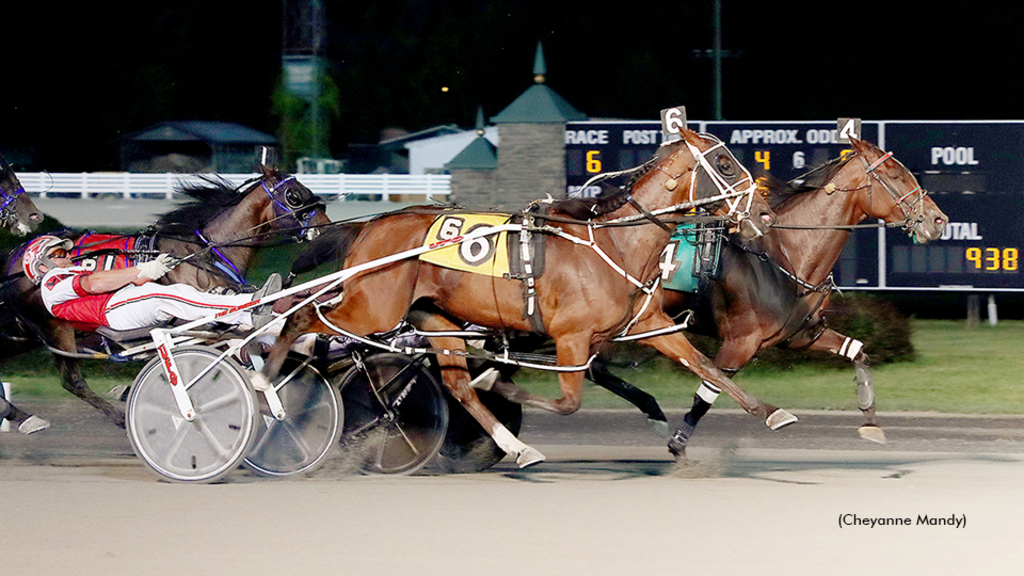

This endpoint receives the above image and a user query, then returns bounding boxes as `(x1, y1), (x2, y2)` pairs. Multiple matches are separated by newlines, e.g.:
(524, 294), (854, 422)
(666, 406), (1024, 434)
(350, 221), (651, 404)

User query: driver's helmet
(23, 235), (73, 284)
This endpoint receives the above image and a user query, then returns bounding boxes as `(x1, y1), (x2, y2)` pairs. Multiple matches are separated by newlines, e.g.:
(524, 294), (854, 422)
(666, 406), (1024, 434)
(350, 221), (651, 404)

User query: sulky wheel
(429, 370), (523, 474)
(243, 358), (343, 478)
(126, 346), (257, 483)
(335, 352), (448, 475)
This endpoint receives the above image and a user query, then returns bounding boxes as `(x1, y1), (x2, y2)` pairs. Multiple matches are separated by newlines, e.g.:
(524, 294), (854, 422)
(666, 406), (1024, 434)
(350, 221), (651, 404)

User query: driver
(24, 235), (281, 332)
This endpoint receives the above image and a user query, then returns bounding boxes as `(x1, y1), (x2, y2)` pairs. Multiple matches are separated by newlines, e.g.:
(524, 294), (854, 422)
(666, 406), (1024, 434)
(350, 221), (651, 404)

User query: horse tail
(291, 222), (365, 276)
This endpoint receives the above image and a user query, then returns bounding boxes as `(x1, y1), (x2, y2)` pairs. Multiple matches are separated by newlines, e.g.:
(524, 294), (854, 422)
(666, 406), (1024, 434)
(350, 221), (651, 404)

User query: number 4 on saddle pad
(659, 223), (723, 293)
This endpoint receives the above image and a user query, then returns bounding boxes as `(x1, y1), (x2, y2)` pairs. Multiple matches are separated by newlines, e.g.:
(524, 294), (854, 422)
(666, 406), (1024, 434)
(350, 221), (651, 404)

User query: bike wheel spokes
(127, 347), (257, 483)
(338, 353), (448, 475)
(243, 361), (342, 477)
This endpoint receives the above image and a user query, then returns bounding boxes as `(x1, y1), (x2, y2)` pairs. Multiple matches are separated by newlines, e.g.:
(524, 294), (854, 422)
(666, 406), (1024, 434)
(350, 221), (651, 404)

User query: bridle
(188, 173), (326, 285)
(860, 151), (930, 235)
(810, 150), (931, 238)
(0, 174), (28, 228)
(610, 133), (761, 230)
(683, 133), (760, 226)
(258, 174), (326, 241)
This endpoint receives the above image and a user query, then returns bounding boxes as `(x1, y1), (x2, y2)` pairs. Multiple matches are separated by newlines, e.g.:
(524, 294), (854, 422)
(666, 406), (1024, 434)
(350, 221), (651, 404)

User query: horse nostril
(31, 213), (43, 223)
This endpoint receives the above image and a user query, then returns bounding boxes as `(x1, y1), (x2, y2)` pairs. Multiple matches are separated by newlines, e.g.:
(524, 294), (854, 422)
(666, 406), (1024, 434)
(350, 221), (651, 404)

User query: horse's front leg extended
(671, 336), (762, 454)
(634, 317), (797, 451)
(806, 328), (886, 444)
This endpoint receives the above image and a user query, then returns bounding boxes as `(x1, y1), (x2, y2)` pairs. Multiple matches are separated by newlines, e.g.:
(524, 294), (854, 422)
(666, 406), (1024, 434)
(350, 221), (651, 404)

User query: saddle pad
(70, 233), (149, 271)
(660, 224), (721, 293)
(420, 213), (512, 277)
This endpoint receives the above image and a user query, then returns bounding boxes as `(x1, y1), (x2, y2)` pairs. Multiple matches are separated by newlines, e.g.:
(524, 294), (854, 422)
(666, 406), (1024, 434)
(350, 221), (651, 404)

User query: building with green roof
(451, 42), (587, 209)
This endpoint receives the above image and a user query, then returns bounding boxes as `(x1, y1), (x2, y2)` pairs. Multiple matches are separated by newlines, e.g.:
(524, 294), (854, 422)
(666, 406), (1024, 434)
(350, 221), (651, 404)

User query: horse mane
(290, 223), (364, 275)
(762, 155), (853, 210)
(550, 140), (683, 219)
(151, 175), (253, 233)
(551, 185), (632, 219)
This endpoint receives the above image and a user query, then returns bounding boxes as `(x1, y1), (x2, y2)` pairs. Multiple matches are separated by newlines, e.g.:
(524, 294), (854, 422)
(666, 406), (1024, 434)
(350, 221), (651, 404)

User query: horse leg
(586, 354), (668, 437)
(668, 336), (760, 455)
(260, 304), (323, 384)
(53, 356), (124, 428)
(0, 395), (47, 434)
(806, 328), (886, 444)
(481, 332), (592, 416)
(632, 319), (796, 457)
(410, 312), (544, 467)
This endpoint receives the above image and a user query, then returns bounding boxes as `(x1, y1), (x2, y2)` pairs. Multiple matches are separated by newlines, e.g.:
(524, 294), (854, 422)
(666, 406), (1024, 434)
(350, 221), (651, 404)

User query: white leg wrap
(839, 337), (864, 361)
(468, 368), (498, 392)
(697, 381), (721, 404)
(491, 423), (545, 468)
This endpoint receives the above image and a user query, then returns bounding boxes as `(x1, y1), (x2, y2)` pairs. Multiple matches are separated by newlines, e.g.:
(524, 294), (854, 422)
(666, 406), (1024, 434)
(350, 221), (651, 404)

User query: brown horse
(590, 136), (949, 454)
(0, 154), (45, 236)
(0, 167), (329, 431)
(261, 128), (781, 466)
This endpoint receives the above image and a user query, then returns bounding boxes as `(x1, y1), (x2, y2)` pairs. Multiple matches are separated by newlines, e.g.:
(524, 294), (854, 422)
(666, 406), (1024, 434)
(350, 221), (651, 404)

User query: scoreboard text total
(564, 120), (1024, 291)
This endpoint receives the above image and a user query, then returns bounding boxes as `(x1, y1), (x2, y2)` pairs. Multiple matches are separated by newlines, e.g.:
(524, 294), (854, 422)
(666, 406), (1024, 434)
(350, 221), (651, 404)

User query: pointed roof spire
(491, 42), (586, 124)
(446, 106), (497, 171)
(533, 41), (546, 84)
(475, 105), (485, 136)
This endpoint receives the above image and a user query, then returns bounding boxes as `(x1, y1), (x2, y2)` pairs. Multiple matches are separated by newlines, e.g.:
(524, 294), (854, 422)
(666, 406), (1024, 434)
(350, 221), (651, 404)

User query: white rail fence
(16, 173), (452, 202)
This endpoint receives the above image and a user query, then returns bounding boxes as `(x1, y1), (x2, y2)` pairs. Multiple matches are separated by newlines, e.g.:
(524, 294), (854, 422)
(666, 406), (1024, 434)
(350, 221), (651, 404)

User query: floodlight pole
(713, 0), (723, 120)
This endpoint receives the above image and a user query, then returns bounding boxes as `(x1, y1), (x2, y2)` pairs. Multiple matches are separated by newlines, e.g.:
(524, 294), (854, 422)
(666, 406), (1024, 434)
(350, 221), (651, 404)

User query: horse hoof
(19, 415), (50, 435)
(858, 425), (887, 445)
(648, 418), (670, 438)
(766, 409), (798, 430)
(516, 446), (546, 468)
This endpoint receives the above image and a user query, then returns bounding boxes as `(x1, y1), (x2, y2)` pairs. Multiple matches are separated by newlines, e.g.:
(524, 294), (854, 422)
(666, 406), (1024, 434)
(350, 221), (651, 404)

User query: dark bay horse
(591, 136), (948, 454)
(261, 129), (781, 466)
(0, 154), (45, 236)
(0, 167), (329, 431)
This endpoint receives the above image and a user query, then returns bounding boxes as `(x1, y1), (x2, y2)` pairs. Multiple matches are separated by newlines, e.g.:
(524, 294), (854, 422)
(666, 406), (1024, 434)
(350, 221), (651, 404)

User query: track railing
(17, 172), (452, 202)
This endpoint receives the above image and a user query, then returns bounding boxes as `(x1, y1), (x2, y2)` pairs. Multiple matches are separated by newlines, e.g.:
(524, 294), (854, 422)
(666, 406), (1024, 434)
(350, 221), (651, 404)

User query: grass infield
(2, 319), (1022, 415)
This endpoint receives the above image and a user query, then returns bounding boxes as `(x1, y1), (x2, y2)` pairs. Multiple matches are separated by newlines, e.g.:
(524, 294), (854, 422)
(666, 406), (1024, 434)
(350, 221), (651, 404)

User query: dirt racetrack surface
(2, 399), (1023, 575)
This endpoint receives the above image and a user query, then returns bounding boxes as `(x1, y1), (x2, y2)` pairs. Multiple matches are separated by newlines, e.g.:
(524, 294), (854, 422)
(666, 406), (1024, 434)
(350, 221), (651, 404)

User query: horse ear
(847, 136), (871, 154)
(678, 128), (704, 147)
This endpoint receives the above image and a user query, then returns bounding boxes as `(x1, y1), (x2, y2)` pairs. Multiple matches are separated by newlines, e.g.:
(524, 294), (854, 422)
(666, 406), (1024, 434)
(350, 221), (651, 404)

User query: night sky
(5, 0), (1022, 171)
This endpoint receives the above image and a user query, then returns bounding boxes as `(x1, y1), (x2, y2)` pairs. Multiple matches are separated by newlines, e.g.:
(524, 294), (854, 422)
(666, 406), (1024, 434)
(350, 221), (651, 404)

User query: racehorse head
(683, 130), (774, 239)
(0, 155), (44, 236)
(251, 165), (330, 243)
(629, 129), (774, 239)
(843, 138), (947, 244)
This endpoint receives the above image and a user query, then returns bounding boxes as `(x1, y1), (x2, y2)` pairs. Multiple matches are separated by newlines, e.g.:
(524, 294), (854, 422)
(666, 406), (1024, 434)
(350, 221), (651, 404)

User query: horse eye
(285, 189), (305, 207)
(715, 155), (736, 177)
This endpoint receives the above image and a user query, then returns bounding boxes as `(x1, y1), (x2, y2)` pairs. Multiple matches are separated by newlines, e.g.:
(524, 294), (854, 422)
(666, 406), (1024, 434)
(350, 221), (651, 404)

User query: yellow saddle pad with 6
(420, 213), (512, 277)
